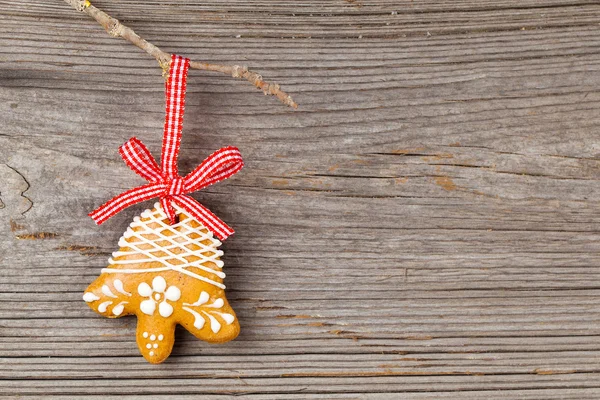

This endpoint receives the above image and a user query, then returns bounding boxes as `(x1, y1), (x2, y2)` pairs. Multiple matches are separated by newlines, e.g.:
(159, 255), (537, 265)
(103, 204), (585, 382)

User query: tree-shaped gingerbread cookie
(83, 55), (243, 363)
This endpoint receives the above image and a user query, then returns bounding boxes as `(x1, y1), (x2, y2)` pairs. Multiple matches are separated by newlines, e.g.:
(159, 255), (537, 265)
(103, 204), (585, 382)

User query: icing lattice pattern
(102, 202), (226, 289)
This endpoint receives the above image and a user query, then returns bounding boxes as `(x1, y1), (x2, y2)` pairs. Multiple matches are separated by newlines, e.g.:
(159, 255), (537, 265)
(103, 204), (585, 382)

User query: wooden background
(1, 0), (600, 398)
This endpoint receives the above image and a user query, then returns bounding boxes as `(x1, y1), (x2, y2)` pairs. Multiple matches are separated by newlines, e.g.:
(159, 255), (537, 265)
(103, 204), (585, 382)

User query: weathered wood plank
(1, 0), (600, 398)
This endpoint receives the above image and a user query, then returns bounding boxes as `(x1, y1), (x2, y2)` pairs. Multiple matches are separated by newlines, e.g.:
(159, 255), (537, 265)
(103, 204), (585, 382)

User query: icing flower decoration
(138, 276), (181, 317)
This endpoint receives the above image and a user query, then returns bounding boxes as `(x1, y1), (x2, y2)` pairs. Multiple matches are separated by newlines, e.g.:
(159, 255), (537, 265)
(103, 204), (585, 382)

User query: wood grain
(1, 0), (600, 398)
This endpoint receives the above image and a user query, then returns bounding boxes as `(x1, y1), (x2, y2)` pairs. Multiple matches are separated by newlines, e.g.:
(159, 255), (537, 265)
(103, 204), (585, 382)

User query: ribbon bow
(89, 55), (243, 240)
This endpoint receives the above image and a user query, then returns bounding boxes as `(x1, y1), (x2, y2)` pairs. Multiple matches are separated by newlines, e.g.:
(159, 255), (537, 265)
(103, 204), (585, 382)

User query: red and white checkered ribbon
(89, 54), (243, 240)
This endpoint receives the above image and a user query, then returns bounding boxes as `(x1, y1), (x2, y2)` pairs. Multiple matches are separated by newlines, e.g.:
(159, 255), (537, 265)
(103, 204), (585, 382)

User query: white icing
(188, 291), (210, 306)
(146, 344), (151, 349)
(143, 332), (149, 338)
(153, 343), (158, 349)
(101, 285), (118, 298)
(106, 266), (172, 275)
(85, 282), (130, 314)
(112, 301), (127, 316)
(102, 203), (226, 289)
(182, 306), (205, 329)
(182, 294), (235, 333)
(165, 286), (181, 302)
(150, 334), (156, 341)
(140, 299), (155, 316)
(83, 292), (100, 302)
(206, 298), (224, 308)
(158, 334), (164, 341)
(152, 276), (167, 292)
(98, 301), (112, 313)
(214, 311), (235, 325)
(203, 310), (221, 333)
(113, 279), (131, 296)
(137, 276), (180, 318)
(103, 265), (224, 289)
(159, 301), (174, 317)
(138, 282), (152, 297)
(149, 351), (154, 356)
(183, 293), (221, 309)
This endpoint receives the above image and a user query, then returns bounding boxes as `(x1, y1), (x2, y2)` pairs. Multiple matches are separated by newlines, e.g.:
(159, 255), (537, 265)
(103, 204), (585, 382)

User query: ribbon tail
(89, 183), (166, 225)
(173, 195), (234, 241)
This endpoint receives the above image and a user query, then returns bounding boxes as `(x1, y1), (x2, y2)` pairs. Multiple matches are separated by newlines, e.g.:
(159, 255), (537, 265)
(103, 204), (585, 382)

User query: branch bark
(62, 0), (298, 108)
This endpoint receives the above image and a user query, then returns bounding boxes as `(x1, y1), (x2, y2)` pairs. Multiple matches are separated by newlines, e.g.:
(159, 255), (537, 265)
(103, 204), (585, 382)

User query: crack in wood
(4, 164), (33, 216)
(15, 232), (60, 240)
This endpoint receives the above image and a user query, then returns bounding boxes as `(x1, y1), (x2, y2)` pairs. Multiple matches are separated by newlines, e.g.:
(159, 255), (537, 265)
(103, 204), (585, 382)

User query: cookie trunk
(136, 314), (176, 364)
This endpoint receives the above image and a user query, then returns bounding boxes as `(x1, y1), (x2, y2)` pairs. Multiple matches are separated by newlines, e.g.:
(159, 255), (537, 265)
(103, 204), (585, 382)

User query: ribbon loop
(119, 137), (162, 182)
(89, 54), (243, 241)
(184, 146), (244, 192)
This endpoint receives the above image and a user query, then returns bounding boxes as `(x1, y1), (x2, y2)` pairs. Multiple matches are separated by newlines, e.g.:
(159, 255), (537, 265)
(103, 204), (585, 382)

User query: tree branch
(62, 0), (298, 108)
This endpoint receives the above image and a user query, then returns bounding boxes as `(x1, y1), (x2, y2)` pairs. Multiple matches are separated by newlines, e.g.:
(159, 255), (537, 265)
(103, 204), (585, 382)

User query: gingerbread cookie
(84, 202), (239, 363)
(83, 54), (243, 363)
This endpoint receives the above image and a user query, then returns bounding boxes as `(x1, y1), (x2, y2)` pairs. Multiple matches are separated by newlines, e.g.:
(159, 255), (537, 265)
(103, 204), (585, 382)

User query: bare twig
(62, 0), (298, 108)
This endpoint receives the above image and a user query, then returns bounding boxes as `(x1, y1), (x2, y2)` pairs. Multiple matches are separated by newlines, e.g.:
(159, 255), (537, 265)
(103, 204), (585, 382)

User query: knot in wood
(106, 18), (122, 37)
(231, 65), (248, 78)
(73, 0), (88, 12)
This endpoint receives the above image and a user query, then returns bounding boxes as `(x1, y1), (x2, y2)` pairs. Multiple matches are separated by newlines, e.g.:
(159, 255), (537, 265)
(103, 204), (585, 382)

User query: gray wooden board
(1, 0), (600, 398)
